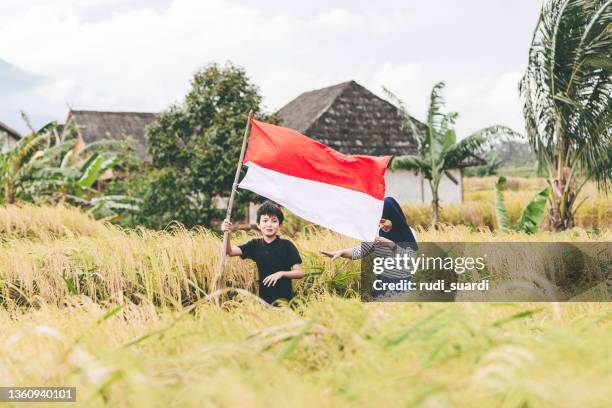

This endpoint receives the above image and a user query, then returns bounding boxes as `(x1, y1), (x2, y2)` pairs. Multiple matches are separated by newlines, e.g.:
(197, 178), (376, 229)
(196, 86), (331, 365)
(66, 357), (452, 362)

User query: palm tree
(520, 0), (611, 231)
(385, 82), (518, 227)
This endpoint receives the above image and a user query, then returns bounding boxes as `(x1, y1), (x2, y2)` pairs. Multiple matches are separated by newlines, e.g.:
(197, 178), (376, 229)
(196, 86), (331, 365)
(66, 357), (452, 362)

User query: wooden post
(212, 110), (253, 300)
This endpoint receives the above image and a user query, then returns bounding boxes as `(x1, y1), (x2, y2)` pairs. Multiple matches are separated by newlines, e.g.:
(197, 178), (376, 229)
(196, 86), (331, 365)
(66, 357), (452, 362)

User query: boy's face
(257, 214), (281, 238)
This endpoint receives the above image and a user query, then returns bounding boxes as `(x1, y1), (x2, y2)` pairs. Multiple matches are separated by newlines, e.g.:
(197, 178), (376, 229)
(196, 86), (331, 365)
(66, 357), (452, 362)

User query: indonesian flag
(238, 119), (391, 241)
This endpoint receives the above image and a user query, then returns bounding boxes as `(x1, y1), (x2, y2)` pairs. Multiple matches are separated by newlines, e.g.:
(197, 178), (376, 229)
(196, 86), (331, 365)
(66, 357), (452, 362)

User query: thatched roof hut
(0, 120), (21, 146)
(278, 80), (421, 156)
(64, 110), (156, 162)
(277, 80), (484, 167)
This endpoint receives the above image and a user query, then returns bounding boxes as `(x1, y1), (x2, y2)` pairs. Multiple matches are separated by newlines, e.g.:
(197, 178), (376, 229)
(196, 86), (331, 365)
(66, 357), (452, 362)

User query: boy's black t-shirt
(239, 237), (302, 304)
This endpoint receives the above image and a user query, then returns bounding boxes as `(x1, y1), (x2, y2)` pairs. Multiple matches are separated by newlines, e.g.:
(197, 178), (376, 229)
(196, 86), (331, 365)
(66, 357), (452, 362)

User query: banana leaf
(78, 155), (118, 188)
(515, 186), (551, 234)
(78, 154), (105, 188)
(494, 176), (510, 231)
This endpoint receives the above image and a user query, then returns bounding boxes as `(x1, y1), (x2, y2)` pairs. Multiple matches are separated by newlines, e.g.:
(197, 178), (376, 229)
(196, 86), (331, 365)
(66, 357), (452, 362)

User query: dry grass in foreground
(1, 298), (610, 407)
(0, 205), (610, 407)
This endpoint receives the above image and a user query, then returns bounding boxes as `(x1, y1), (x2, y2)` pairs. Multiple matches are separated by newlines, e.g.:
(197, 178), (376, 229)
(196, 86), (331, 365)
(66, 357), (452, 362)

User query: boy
(221, 201), (304, 305)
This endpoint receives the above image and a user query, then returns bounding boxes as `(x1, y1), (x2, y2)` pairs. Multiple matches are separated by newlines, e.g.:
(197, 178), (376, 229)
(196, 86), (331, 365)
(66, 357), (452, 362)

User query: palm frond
(443, 170), (459, 185)
(391, 155), (431, 174)
(444, 126), (516, 167)
(521, 0), (611, 192)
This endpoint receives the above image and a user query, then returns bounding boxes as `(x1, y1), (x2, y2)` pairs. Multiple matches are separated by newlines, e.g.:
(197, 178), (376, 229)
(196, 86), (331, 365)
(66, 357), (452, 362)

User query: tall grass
(0, 205), (609, 308)
(0, 203), (110, 241)
(0, 205), (610, 406)
(399, 192), (610, 231)
(398, 177), (610, 230)
(464, 176), (549, 192)
(1, 298), (610, 407)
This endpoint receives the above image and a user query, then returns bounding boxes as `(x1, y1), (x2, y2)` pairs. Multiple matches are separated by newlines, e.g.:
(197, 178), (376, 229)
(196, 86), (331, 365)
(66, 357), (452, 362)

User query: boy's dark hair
(256, 201), (284, 224)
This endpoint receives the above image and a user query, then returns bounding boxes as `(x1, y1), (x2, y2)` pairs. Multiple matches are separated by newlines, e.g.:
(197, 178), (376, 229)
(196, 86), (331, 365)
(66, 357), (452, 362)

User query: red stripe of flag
(244, 119), (391, 200)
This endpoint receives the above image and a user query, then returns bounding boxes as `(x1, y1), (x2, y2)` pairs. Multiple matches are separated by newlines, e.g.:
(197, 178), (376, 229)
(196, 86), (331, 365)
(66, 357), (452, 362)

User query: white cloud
(361, 62), (430, 122)
(0, 0), (539, 135)
(315, 8), (364, 31)
(446, 71), (526, 136)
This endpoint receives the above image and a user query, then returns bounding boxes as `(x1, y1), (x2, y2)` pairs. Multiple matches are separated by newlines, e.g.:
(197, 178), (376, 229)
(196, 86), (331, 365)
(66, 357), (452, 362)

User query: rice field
(0, 205), (608, 309)
(0, 204), (610, 407)
(1, 298), (610, 407)
(407, 177), (611, 231)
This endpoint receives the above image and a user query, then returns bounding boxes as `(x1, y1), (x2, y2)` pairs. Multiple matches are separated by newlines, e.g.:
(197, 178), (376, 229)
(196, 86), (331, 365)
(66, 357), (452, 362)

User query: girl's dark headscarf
(380, 197), (418, 250)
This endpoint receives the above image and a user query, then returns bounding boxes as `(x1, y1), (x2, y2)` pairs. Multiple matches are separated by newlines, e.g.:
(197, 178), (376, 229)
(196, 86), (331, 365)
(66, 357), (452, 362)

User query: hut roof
(277, 80), (483, 167)
(278, 80), (422, 156)
(67, 110), (155, 162)
(0, 120), (21, 142)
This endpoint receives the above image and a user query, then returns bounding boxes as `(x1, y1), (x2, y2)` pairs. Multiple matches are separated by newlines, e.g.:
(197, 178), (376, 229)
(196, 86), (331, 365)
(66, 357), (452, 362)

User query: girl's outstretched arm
(320, 248), (353, 261)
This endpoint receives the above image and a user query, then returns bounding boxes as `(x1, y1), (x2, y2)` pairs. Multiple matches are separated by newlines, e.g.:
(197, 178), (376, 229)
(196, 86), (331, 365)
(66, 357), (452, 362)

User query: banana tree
(0, 120), (140, 218)
(0, 121), (56, 203)
(385, 82), (520, 227)
(495, 176), (551, 234)
(520, 0), (611, 231)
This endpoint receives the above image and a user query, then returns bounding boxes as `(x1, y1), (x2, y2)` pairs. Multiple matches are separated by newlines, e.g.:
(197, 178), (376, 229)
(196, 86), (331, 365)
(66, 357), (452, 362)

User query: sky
(0, 0), (543, 137)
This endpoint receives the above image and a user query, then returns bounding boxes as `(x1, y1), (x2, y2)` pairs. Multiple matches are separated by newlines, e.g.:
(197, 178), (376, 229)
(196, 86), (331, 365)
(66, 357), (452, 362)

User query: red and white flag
(238, 119), (391, 241)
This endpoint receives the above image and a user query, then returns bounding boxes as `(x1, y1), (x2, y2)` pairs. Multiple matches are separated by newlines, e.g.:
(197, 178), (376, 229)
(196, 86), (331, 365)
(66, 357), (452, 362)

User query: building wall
(0, 131), (20, 148)
(5, 135), (20, 148)
(384, 169), (424, 203)
(385, 168), (463, 204)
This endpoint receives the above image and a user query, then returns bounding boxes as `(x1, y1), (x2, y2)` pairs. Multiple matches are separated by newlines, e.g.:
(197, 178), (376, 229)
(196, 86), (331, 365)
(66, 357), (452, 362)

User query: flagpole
(213, 110), (253, 301)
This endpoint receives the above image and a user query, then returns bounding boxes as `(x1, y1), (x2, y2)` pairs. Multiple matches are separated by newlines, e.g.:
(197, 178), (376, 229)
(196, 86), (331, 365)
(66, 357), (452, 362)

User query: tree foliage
(141, 62), (271, 229)
(519, 0), (611, 231)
